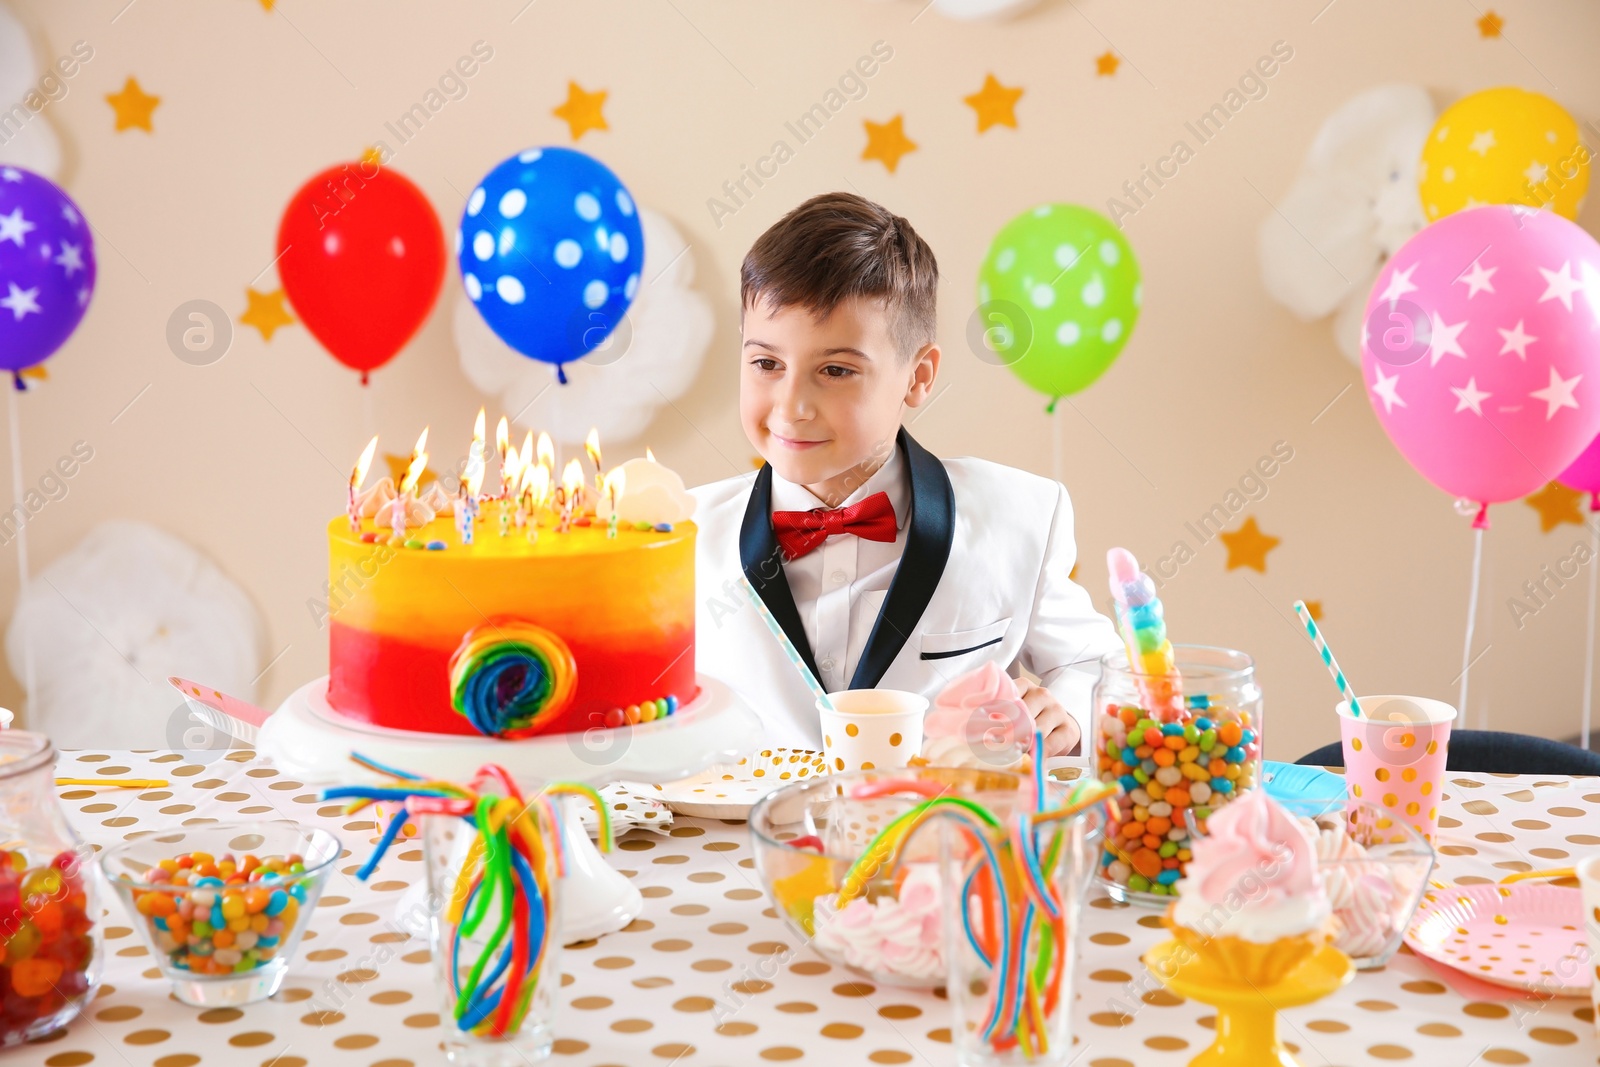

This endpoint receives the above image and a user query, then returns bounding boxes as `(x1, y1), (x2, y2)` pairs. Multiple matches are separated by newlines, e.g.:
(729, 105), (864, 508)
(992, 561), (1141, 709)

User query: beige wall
(8, 0), (1600, 760)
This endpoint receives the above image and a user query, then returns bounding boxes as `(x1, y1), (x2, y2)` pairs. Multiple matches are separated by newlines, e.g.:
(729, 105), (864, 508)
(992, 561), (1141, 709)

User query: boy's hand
(1015, 680), (1081, 758)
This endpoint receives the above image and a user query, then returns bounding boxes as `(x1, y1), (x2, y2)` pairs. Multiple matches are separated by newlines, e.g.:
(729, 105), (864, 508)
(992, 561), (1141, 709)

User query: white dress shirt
(769, 449), (910, 692)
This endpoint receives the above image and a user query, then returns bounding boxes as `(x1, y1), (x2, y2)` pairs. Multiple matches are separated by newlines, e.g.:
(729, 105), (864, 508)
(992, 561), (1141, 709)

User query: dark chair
(1296, 730), (1600, 776)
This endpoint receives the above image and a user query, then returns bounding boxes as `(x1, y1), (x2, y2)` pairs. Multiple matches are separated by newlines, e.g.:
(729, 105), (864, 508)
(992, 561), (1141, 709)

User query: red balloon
(277, 162), (445, 382)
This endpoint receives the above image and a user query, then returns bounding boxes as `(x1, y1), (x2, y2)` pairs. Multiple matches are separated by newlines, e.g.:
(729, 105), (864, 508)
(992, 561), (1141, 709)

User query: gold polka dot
(153, 1057), (200, 1067)
(300, 1011), (344, 1027)
(1367, 1045), (1413, 1060)
(633, 976), (673, 989)
(370, 990), (411, 1005)
(276, 988), (314, 1002)
(1145, 1036), (1188, 1051)
(551, 1039), (589, 1054)
(197, 1008), (243, 1023)
(1529, 1028), (1577, 1045)
(822, 1023), (864, 1039)
(692, 959), (732, 972)
(653, 1044), (697, 1059)
(229, 1033), (277, 1048)
(1481, 1051), (1529, 1065)
(1352, 738), (1363, 751)
(1421, 781), (1432, 795)
(1401, 980), (1446, 994)
(305, 949), (346, 962)
(1463, 1002), (1511, 1019)
(97, 1005), (142, 1022)
(777, 1002), (818, 1013)
(1550, 806), (1586, 818)
(403, 1013), (439, 1028)
(1417, 1023), (1460, 1037)
(1089, 932), (1130, 946)
(1142, 989), (1183, 1006)
(339, 911), (379, 925)
(46, 1055), (96, 1067)
(889, 733), (902, 746)
(572, 996), (613, 1010)
(1376, 768), (1390, 782)
(596, 956), (634, 969)
(1353, 784), (1364, 797)
(732, 980), (774, 995)
(1426, 740), (1438, 754)
(832, 982), (874, 997)
(1089, 1012), (1135, 1027)
(709, 922), (747, 935)
(1090, 969), (1133, 982)
(845, 723), (859, 737)
(333, 1035), (379, 1050)
(1401, 767), (1416, 782)
(612, 1019), (653, 1033)
(674, 997), (715, 1012)
(1357, 1000), (1397, 1012)
(1383, 793), (1398, 808)
(926, 1028), (952, 1043)
(790, 961), (830, 975)
(652, 939), (692, 952)
(336, 968), (378, 984)
(878, 1004), (921, 1019)
(868, 1053), (912, 1065)
(124, 1031), (170, 1046)
(760, 1049), (804, 1061)
(1305, 1020), (1349, 1033)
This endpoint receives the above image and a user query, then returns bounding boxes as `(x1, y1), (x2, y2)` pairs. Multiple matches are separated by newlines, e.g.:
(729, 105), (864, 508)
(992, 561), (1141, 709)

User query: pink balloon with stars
(1362, 205), (1600, 510)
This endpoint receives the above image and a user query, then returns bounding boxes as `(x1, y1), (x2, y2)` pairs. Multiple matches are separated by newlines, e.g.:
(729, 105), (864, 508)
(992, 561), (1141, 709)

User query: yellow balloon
(1418, 86), (1589, 221)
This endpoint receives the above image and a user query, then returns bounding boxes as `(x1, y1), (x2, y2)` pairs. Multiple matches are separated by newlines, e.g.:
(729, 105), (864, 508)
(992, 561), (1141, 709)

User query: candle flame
(585, 427), (602, 471)
(603, 466), (626, 511)
(495, 416), (510, 462)
(464, 455), (485, 498)
(519, 431), (534, 477)
(537, 431), (555, 472)
(400, 426), (429, 495)
(561, 458), (584, 496)
(646, 447), (657, 464)
(351, 435), (378, 489)
(530, 463), (551, 508)
(472, 408), (486, 448)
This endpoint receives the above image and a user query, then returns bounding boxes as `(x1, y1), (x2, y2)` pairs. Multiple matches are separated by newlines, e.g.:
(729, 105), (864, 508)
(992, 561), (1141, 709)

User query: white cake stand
(258, 675), (763, 942)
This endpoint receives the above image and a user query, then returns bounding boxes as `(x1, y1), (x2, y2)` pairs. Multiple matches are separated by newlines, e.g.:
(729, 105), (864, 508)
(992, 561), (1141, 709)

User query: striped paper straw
(738, 577), (835, 712)
(1292, 599), (1362, 718)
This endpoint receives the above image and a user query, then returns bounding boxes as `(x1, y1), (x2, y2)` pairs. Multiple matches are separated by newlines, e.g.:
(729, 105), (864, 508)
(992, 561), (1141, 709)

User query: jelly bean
(1160, 723), (1184, 736)
(1225, 745), (1246, 763)
(265, 890), (288, 916)
(1212, 778), (1234, 794)
(1126, 873), (1151, 893)
(1218, 722), (1243, 747)
(1158, 841), (1178, 859)
(1155, 869), (1181, 886)
(9, 956), (63, 997)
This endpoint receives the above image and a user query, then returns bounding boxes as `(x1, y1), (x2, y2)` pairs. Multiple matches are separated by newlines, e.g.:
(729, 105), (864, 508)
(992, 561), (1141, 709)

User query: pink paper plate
(1404, 883), (1591, 997)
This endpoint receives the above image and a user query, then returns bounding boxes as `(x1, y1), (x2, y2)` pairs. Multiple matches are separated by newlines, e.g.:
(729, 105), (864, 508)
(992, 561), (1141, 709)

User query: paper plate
(1404, 883), (1590, 996)
(646, 748), (829, 819)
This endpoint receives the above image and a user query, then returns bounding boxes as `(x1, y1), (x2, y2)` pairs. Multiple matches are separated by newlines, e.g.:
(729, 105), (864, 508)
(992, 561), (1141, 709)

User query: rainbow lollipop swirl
(449, 620), (578, 738)
(1106, 547), (1184, 721)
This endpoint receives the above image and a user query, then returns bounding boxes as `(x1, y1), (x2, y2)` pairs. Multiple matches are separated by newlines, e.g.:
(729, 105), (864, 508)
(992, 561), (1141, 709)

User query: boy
(691, 192), (1120, 758)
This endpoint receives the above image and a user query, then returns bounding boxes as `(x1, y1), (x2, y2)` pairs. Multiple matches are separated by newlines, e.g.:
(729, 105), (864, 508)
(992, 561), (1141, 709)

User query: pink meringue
(920, 662), (1030, 769)
(812, 864), (944, 982)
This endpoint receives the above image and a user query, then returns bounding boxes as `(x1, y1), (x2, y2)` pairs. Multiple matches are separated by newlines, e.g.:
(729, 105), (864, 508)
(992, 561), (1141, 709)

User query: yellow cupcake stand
(1144, 940), (1354, 1067)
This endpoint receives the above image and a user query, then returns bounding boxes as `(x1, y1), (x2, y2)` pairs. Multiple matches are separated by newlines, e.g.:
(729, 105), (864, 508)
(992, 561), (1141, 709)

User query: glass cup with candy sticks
(1097, 545), (1264, 904)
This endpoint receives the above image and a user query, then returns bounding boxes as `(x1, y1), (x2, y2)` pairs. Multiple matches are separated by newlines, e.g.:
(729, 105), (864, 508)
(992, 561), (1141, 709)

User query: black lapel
(848, 428), (955, 689)
(739, 463), (824, 686)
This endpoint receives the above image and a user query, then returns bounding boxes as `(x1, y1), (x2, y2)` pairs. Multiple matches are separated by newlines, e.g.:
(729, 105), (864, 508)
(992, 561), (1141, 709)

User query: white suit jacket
(690, 428), (1121, 748)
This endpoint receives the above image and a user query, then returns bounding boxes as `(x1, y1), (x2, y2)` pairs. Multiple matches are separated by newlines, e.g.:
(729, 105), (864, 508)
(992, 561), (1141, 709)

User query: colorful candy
(600, 693), (680, 728)
(1106, 547), (1184, 721)
(118, 851), (310, 976)
(0, 848), (97, 1043)
(447, 620), (579, 737)
(326, 753), (611, 1043)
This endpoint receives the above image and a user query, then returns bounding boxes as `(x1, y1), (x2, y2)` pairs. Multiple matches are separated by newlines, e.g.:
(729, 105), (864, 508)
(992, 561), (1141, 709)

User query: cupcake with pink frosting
(918, 662), (1031, 771)
(1166, 789), (1332, 985)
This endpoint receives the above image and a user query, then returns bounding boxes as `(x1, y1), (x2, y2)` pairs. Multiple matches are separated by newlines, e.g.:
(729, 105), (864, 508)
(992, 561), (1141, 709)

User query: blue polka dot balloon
(457, 147), (644, 382)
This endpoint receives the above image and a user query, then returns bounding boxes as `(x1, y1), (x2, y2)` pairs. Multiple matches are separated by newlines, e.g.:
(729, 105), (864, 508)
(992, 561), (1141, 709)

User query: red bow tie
(772, 491), (897, 561)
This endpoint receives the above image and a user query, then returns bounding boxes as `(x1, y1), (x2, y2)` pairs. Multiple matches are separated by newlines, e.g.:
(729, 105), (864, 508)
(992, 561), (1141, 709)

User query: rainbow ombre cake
(326, 515), (696, 737)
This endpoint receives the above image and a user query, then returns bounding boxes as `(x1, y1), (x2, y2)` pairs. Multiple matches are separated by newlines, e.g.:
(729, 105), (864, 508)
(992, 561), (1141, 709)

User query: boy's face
(741, 296), (939, 500)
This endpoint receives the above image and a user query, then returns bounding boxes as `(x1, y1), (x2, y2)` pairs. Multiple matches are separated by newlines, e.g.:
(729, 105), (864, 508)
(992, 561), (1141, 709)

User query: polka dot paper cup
(1337, 696), (1455, 845)
(817, 689), (927, 774)
(1578, 853), (1600, 1038)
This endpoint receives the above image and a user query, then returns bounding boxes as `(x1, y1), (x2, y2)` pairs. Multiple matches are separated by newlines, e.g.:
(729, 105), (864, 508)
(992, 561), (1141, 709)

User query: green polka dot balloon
(976, 204), (1140, 409)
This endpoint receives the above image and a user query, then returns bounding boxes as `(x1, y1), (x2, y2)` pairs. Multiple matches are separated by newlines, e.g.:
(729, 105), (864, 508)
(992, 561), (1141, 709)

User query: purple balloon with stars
(0, 165), (95, 380)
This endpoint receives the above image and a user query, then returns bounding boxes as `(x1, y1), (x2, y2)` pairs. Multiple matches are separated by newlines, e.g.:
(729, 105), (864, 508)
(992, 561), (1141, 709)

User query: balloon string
(6, 387), (35, 715)
(1459, 522), (1485, 724)
(1051, 406), (1062, 485)
(1583, 515), (1598, 751)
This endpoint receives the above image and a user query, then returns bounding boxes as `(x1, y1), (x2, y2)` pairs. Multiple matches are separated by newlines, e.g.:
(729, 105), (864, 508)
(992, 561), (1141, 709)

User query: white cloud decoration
(1257, 85), (1435, 365)
(0, 2), (63, 177)
(6, 521), (266, 748)
(456, 206), (714, 447)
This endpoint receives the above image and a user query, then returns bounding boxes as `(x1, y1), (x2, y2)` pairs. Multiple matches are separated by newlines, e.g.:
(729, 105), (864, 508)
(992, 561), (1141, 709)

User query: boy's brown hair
(740, 192), (938, 358)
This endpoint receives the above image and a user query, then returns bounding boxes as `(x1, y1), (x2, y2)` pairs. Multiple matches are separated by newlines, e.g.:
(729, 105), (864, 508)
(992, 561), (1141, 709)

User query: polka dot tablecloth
(17, 752), (1600, 1066)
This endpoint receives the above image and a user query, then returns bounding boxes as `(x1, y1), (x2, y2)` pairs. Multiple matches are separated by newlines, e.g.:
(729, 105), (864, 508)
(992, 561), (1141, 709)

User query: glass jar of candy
(1092, 645), (1263, 904)
(0, 731), (102, 1046)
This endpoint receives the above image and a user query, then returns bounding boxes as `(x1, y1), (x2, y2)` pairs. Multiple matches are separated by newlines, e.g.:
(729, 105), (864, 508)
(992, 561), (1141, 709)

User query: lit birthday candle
(585, 427), (604, 494)
(603, 466), (626, 540)
(515, 432), (534, 527)
(348, 435), (378, 533)
(457, 410), (485, 545)
(557, 459), (583, 533)
(390, 427), (429, 545)
(494, 416), (512, 498)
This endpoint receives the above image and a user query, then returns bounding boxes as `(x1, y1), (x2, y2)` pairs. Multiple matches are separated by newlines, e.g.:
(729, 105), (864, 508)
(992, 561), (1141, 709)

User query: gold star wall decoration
(1524, 482), (1584, 532)
(553, 82), (608, 141)
(106, 77), (160, 132)
(239, 288), (294, 341)
(964, 74), (1023, 133)
(862, 115), (917, 173)
(1220, 517), (1281, 573)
